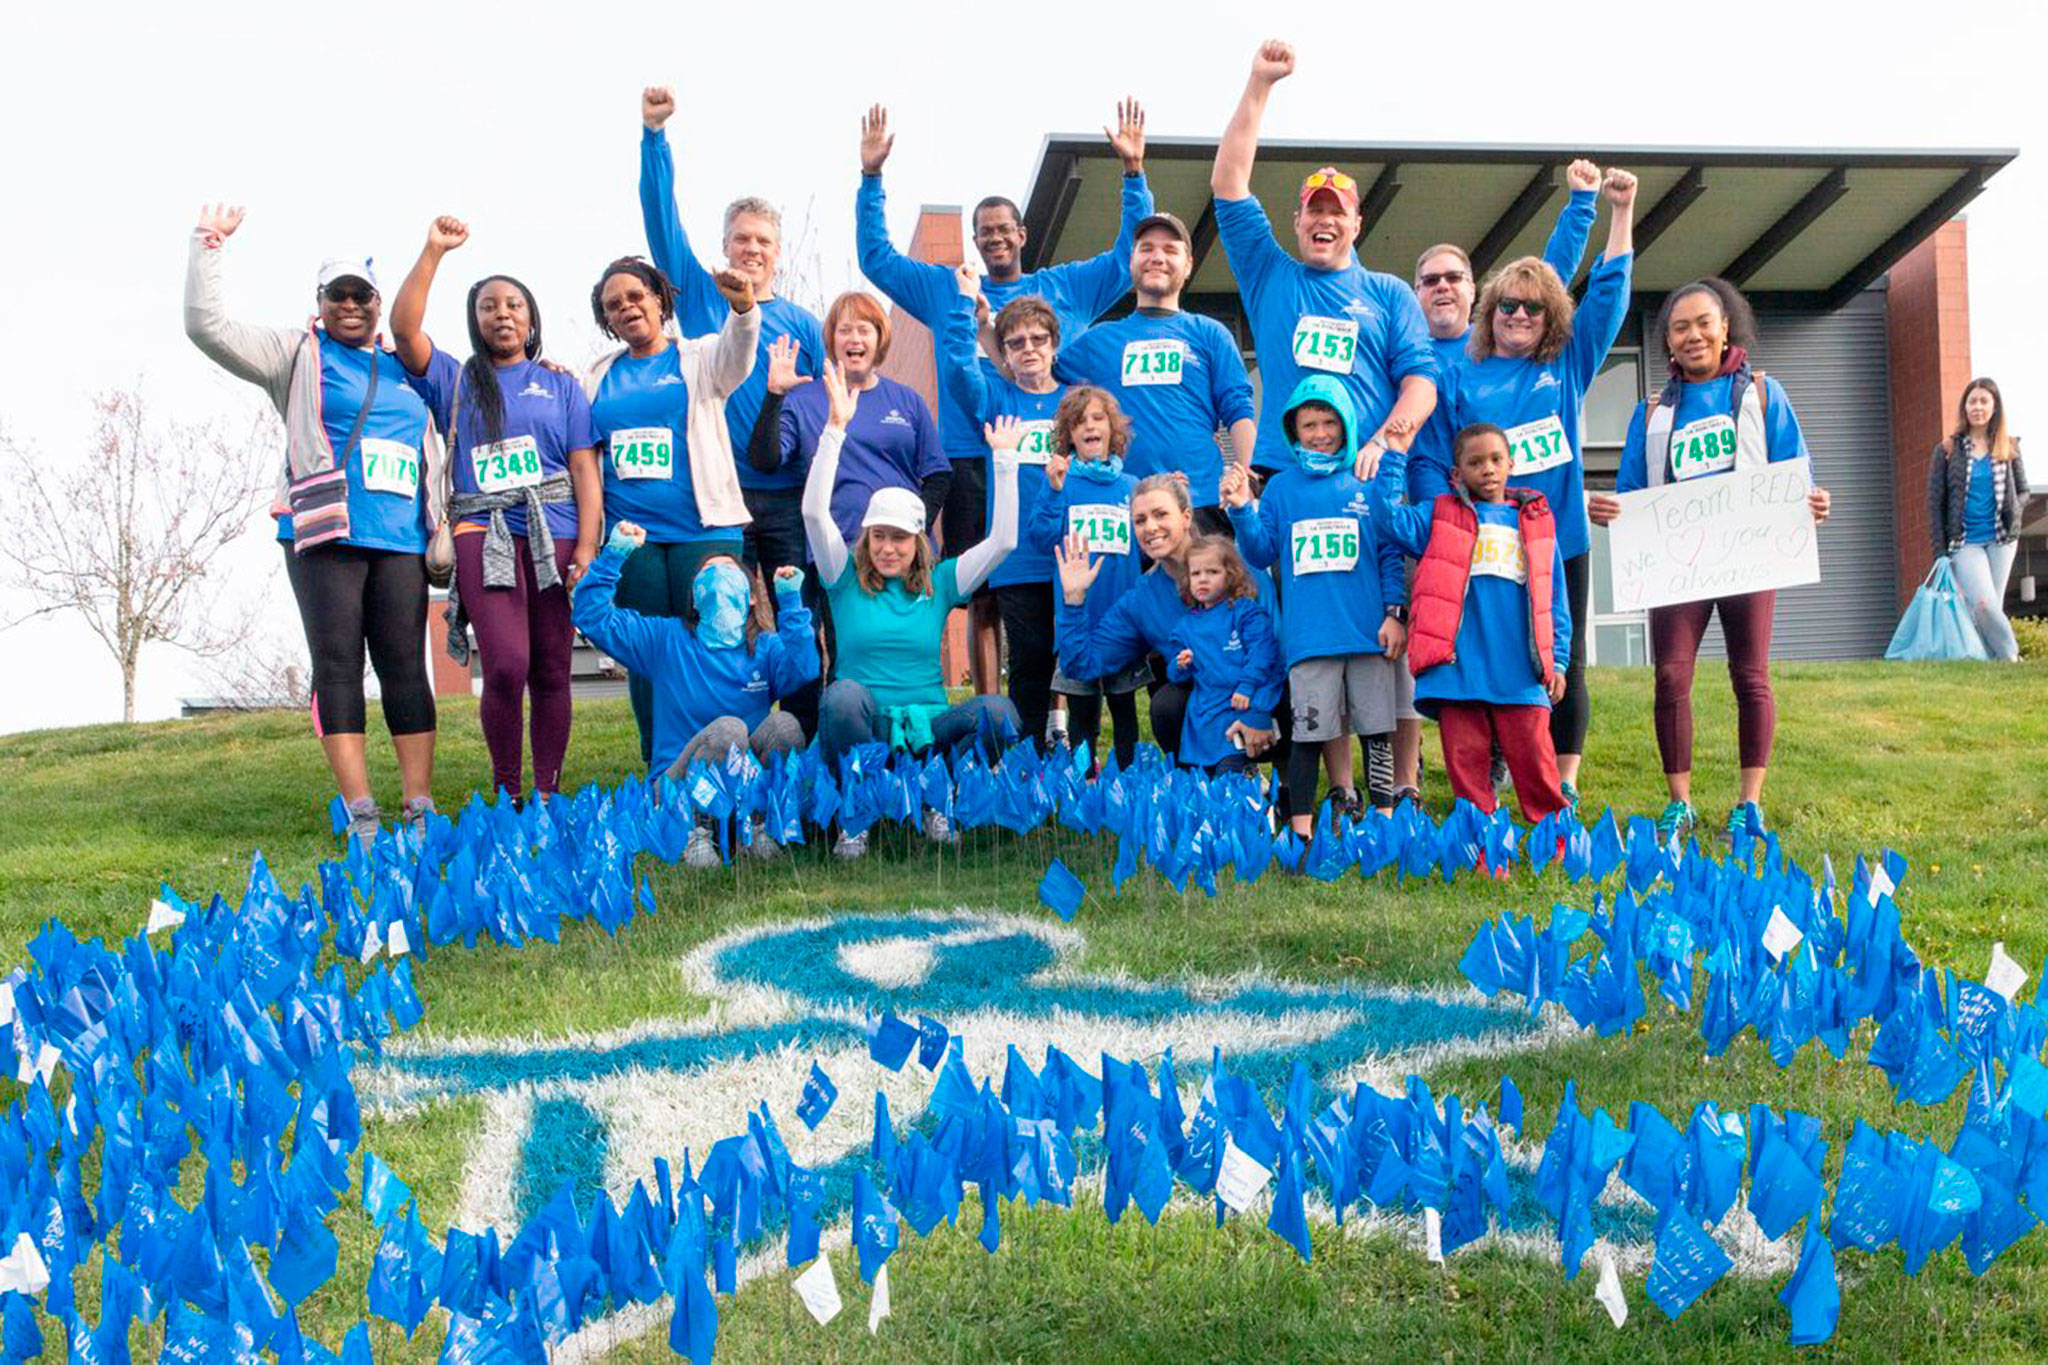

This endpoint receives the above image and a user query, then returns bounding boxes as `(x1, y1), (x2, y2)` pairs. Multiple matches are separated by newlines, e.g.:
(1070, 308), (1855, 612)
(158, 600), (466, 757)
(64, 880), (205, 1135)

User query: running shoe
(1655, 799), (1697, 845)
(401, 795), (436, 828)
(345, 797), (382, 847)
(1560, 779), (1580, 811)
(1723, 801), (1764, 845)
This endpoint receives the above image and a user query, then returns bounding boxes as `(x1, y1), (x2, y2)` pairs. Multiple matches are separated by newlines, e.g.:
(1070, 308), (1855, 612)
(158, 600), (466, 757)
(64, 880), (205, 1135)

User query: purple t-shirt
(414, 348), (594, 540)
(774, 375), (945, 545)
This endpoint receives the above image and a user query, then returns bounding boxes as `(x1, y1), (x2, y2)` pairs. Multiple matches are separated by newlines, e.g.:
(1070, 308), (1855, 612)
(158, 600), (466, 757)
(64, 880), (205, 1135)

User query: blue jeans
(1950, 541), (2020, 661)
(817, 679), (1019, 768)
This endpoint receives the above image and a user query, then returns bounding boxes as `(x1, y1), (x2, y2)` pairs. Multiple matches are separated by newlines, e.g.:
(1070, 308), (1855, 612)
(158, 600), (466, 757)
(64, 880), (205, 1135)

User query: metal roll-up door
(1643, 287), (1897, 660)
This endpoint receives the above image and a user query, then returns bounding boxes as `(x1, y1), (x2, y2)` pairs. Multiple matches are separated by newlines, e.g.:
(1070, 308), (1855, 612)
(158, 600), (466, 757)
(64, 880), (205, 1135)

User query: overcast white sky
(1, 0), (2041, 733)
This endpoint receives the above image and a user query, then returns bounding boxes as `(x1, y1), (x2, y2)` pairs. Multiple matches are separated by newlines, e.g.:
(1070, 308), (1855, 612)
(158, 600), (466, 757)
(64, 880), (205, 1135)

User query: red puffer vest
(1406, 490), (1558, 680)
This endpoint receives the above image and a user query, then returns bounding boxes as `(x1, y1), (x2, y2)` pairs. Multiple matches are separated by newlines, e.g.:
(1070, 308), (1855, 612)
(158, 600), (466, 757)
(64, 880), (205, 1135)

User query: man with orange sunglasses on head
(1210, 40), (1438, 485)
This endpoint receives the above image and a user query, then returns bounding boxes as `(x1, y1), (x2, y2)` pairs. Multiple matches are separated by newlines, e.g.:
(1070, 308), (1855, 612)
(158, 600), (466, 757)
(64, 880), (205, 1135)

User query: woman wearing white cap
(183, 204), (447, 847)
(804, 365), (1023, 858)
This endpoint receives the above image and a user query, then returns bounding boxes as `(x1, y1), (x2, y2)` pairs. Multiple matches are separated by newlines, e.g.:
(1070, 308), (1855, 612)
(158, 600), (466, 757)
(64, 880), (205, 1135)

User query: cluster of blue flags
(0, 740), (2035, 1357)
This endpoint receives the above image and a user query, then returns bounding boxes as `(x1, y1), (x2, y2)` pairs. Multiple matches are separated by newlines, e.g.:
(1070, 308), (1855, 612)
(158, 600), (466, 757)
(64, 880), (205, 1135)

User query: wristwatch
(1385, 606), (1408, 624)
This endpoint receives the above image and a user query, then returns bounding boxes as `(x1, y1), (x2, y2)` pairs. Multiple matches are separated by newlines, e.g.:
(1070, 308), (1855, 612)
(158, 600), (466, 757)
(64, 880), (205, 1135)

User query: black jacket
(1928, 436), (2029, 555)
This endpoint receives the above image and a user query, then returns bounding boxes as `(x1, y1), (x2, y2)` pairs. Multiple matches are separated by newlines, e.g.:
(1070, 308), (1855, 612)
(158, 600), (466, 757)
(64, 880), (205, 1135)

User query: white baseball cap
(860, 487), (926, 536)
(316, 256), (379, 294)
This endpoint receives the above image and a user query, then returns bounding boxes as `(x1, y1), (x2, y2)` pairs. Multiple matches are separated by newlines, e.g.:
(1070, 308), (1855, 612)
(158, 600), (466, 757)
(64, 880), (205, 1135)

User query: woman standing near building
(390, 216), (601, 802)
(184, 204), (445, 846)
(1589, 277), (1833, 845)
(1927, 378), (2031, 661)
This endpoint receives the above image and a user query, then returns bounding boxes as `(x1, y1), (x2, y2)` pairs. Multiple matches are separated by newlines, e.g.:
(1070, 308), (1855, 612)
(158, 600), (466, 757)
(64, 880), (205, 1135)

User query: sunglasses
(1418, 270), (1470, 289)
(323, 283), (377, 306)
(1496, 297), (1546, 317)
(1001, 331), (1053, 353)
(1302, 170), (1357, 194)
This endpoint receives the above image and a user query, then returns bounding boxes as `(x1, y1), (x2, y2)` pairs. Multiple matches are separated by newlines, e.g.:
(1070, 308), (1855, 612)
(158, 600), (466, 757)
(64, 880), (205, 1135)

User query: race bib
(471, 434), (544, 493)
(1469, 522), (1528, 583)
(359, 437), (420, 498)
(1068, 503), (1132, 556)
(1504, 414), (1571, 476)
(1120, 338), (1185, 387)
(1291, 315), (1358, 374)
(1290, 516), (1359, 576)
(1669, 413), (1738, 481)
(610, 426), (673, 480)
(1013, 420), (1055, 467)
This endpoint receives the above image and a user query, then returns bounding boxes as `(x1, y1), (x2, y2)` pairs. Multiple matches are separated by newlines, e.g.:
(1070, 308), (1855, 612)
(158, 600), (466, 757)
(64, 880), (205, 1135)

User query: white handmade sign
(1607, 457), (1820, 612)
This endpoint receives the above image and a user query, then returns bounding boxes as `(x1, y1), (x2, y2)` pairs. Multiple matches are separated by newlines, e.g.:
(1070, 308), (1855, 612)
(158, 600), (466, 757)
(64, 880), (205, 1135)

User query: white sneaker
(683, 825), (722, 869)
(923, 809), (959, 845)
(744, 819), (783, 861)
(833, 829), (869, 860)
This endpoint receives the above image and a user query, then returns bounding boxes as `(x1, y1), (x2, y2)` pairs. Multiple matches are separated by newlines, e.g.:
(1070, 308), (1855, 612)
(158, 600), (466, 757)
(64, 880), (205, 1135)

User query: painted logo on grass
(360, 911), (1642, 1253)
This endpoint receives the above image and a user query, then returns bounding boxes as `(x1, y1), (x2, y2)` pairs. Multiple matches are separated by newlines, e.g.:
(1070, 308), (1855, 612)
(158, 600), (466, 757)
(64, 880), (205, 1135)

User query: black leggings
(282, 543), (435, 737)
(994, 582), (1057, 750)
(1063, 687), (1141, 771)
(1550, 551), (1590, 758)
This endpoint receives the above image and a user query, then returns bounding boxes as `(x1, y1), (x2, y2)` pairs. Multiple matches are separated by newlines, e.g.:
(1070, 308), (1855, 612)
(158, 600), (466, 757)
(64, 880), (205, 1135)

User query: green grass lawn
(2, 660), (2044, 1361)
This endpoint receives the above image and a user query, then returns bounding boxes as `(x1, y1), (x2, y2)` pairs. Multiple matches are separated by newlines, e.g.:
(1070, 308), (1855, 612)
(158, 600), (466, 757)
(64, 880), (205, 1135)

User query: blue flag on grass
(1645, 1213), (1732, 1319)
(796, 1063), (837, 1130)
(1781, 1212), (1840, 1346)
(1037, 859), (1086, 922)
(866, 1012), (918, 1071)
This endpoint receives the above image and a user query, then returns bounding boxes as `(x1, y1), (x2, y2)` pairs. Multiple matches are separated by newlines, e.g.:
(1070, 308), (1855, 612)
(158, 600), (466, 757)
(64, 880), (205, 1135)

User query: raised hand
(712, 268), (755, 312)
(642, 85), (676, 131)
(427, 215), (468, 253)
(1055, 532), (1105, 604)
(954, 263), (982, 300)
(765, 335), (812, 396)
(1045, 448), (1071, 492)
(773, 564), (805, 596)
(607, 521), (648, 555)
(196, 203), (246, 239)
(1566, 158), (1600, 193)
(1219, 462), (1253, 509)
(821, 360), (857, 429)
(983, 415), (1025, 453)
(860, 104), (894, 175)
(1105, 97), (1146, 173)
(1602, 167), (1638, 208)
(1251, 39), (1295, 85)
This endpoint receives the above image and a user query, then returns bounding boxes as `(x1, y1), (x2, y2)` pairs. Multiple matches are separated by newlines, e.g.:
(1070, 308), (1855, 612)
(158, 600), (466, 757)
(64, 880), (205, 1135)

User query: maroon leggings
(455, 530), (577, 795)
(1650, 590), (1776, 775)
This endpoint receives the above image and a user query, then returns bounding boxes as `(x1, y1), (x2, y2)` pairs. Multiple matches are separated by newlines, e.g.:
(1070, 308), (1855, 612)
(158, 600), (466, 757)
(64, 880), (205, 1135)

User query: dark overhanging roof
(1019, 137), (2016, 311)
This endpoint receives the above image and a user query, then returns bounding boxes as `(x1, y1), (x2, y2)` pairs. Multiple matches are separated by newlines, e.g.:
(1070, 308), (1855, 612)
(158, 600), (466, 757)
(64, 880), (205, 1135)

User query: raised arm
(571, 524), (672, 676)
(1542, 161), (1602, 284)
(699, 272), (761, 398)
(954, 419), (1022, 592)
(1220, 464), (1275, 567)
(1033, 102), (1156, 321)
(747, 336), (809, 472)
(1211, 41), (1293, 200)
(854, 106), (953, 326)
(764, 568), (821, 696)
(183, 205), (298, 395)
(800, 364), (856, 585)
(1564, 174), (1638, 389)
(390, 216), (468, 377)
(1367, 468), (1432, 558)
(938, 281), (996, 423)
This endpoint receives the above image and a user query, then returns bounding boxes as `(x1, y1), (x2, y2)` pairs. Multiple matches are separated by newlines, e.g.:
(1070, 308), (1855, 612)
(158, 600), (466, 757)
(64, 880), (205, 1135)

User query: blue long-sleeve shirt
(1410, 188), (1598, 504)
(1026, 466), (1143, 645)
(641, 127), (824, 492)
(856, 169), (1153, 462)
(572, 546), (819, 774)
(1053, 308), (1254, 507)
(1370, 489), (1571, 713)
(1164, 596), (1283, 767)
(1616, 373), (1807, 492)
(1212, 195), (1438, 473)
(1055, 558), (1276, 682)
(1230, 466), (1404, 667)
(1441, 251), (1633, 560)
(940, 295), (1063, 585)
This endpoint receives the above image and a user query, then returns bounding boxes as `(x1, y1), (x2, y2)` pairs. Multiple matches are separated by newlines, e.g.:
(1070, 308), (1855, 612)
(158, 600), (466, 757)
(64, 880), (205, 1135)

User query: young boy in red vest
(1369, 423), (1571, 820)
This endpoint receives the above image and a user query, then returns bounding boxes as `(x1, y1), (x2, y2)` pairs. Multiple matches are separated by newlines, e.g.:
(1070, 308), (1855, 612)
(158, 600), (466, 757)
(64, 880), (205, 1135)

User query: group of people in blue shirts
(184, 40), (1838, 861)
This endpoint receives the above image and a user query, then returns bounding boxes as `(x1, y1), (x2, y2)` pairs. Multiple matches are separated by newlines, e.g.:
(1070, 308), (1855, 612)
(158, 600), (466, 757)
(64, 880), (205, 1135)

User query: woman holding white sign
(1589, 277), (1831, 845)
(1024, 387), (1145, 771)
(391, 217), (602, 803)
(1435, 167), (1638, 809)
(585, 256), (760, 770)
(1926, 378), (2031, 661)
(183, 205), (446, 847)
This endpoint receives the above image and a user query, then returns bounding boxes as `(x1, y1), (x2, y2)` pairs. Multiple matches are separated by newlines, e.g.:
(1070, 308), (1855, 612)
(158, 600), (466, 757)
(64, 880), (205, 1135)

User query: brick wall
(1885, 219), (1974, 610)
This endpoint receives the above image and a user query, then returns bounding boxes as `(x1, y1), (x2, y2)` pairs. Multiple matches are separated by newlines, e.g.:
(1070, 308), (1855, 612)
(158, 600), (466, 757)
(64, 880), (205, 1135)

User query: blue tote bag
(1885, 557), (1990, 661)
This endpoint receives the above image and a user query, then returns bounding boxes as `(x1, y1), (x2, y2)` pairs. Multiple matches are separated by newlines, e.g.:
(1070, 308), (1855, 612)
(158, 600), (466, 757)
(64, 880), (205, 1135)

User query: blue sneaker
(1723, 801), (1764, 845)
(1560, 779), (1580, 811)
(1655, 800), (1697, 845)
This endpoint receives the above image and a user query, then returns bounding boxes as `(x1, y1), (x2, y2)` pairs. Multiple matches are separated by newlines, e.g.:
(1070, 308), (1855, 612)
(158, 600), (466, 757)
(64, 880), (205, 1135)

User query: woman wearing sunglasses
(584, 254), (760, 770)
(1439, 167), (1638, 809)
(389, 216), (602, 804)
(184, 204), (447, 847)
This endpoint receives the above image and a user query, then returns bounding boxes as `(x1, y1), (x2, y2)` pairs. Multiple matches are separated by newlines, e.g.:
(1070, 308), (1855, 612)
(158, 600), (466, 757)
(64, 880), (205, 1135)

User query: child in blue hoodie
(1025, 385), (1145, 770)
(573, 520), (821, 864)
(1226, 374), (1407, 833)
(1163, 536), (1284, 774)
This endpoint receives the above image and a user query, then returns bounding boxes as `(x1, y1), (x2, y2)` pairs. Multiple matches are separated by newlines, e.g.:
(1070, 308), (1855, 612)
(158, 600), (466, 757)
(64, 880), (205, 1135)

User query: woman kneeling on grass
(803, 364), (1024, 860)
(1588, 276), (1831, 846)
(573, 525), (818, 867)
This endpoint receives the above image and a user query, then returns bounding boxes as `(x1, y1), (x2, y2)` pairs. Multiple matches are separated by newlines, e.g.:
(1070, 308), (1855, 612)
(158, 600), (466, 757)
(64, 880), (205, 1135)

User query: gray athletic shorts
(1395, 657), (1420, 723)
(1289, 654), (1399, 742)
